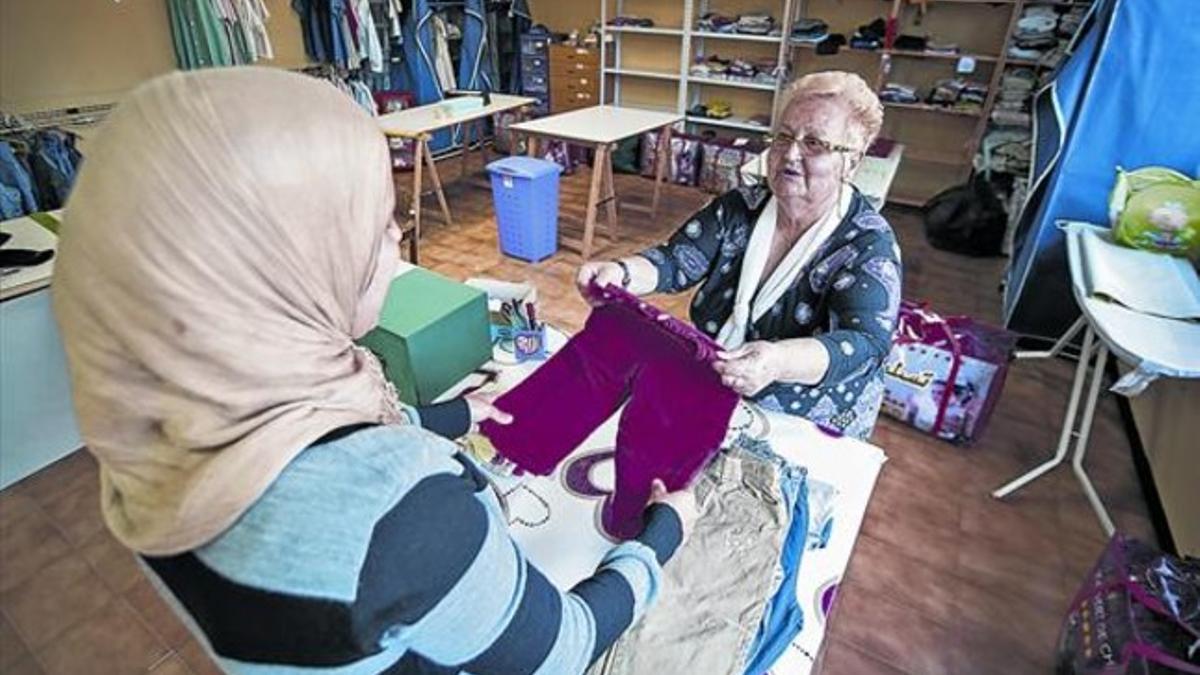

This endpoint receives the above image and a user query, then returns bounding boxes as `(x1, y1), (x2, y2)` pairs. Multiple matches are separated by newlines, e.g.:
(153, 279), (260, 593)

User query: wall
(0, 0), (311, 114)
(528, 0), (598, 34)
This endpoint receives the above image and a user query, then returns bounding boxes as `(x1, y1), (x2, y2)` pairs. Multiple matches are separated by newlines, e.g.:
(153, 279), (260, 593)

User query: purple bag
(541, 140), (589, 176)
(698, 137), (766, 194)
(639, 131), (702, 186)
(880, 300), (1017, 445)
(1058, 534), (1200, 674)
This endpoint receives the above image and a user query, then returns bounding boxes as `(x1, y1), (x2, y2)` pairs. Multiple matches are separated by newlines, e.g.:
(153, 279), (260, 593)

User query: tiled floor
(0, 163), (1156, 674)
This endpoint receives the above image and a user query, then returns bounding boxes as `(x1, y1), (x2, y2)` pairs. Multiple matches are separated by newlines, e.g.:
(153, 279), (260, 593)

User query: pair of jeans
(29, 130), (80, 209)
(0, 141), (39, 216)
(480, 302), (739, 539)
(729, 435), (811, 675)
(591, 446), (790, 675)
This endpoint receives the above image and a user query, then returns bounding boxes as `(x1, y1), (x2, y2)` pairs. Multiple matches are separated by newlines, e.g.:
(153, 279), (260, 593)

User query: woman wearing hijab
(54, 67), (694, 674)
(577, 72), (901, 440)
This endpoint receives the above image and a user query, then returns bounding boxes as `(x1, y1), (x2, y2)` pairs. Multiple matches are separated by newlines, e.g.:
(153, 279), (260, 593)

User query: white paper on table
(1078, 229), (1200, 320)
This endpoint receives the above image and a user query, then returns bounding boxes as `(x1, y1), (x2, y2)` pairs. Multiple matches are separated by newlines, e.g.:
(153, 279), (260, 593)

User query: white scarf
(715, 188), (853, 350)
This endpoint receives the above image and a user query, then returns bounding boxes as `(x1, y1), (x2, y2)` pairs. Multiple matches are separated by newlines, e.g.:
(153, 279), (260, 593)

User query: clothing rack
(0, 104), (114, 134)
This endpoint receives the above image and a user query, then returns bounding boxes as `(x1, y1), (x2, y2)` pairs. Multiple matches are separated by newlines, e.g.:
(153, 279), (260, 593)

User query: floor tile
(0, 507), (72, 593)
(178, 639), (222, 675)
(2, 554), (113, 648)
(818, 637), (909, 675)
(36, 598), (167, 675)
(827, 583), (957, 675)
(81, 529), (144, 595)
(4, 656), (45, 675)
(8, 451), (96, 508)
(149, 654), (191, 675)
(843, 532), (959, 627)
(0, 611), (31, 670)
(40, 478), (106, 548)
(125, 578), (193, 650)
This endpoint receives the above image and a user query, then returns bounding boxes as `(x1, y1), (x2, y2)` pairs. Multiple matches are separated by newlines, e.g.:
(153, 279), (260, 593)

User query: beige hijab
(53, 67), (404, 555)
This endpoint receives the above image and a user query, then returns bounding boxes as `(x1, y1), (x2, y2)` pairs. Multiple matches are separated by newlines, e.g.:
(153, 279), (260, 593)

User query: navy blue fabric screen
(458, 0), (496, 92)
(1003, 0), (1200, 340)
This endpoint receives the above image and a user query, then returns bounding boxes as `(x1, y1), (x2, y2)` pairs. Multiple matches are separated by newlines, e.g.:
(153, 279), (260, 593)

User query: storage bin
(487, 156), (562, 262)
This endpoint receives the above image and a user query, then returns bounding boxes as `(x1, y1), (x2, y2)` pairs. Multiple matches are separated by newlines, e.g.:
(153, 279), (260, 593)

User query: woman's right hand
(575, 261), (624, 305)
(649, 479), (699, 545)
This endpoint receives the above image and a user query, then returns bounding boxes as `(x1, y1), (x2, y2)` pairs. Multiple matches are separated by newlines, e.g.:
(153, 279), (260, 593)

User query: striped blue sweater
(144, 402), (682, 674)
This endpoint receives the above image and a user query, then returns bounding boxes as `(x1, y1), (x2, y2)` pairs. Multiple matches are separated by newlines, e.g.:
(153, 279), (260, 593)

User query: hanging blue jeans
(0, 141), (39, 215)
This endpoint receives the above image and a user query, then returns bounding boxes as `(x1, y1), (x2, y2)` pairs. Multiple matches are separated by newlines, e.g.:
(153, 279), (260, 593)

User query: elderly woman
(54, 68), (694, 674)
(577, 71), (901, 440)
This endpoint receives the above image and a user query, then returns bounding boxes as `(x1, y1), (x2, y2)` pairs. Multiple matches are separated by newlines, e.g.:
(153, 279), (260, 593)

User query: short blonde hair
(779, 71), (884, 152)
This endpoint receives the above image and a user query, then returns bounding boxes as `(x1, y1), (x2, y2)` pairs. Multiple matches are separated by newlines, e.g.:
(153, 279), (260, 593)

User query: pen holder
(513, 326), (548, 362)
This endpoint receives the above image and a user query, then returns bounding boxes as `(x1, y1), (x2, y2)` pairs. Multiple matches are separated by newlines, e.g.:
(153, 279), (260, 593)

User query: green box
(358, 268), (492, 405)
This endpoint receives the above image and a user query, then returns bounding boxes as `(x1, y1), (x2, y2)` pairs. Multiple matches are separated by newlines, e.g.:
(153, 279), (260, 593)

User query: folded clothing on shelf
(791, 17), (829, 43)
(736, 13), (776, 35)
(893, 34), (928, 51)
(815, 32), (846, 54)
(990, 108), (1032, 128)
(880, 82), (919, 103)
(927, 78), (988, 111)
(608, 16), (655, 27)
(925, 41), (959, 55)
(697, 12), (737, 32)
(849, 17), (886, 50)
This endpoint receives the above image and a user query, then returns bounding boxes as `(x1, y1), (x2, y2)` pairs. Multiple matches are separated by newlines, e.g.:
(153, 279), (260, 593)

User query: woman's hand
(712, 341), (782, 397)
(649, 478), (699, 545)
(575, 261), (624, 305)
(465, 392), (513, 426)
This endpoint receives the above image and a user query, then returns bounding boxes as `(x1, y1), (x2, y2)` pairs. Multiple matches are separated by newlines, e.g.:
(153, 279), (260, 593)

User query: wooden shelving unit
(599, 0), (797, 137)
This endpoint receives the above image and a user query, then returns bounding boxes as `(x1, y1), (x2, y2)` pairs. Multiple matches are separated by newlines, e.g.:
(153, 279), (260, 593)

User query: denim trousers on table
(592, 445), (790, 675)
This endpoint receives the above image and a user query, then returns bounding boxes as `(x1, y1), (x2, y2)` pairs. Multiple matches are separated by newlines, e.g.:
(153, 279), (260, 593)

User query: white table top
(508, 105), (683, 145)
(1, 211), (61, 301)
(740, 142), (905, 208)
(1064, 221), (1200, 378)
(377, 94), (537, 137)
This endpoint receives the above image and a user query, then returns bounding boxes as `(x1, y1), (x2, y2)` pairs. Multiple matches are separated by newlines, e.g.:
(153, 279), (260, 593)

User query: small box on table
(358, 268), (492, 405)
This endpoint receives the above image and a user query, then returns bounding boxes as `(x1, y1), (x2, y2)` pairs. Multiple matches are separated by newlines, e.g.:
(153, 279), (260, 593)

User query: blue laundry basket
(487, 156), (563, 262)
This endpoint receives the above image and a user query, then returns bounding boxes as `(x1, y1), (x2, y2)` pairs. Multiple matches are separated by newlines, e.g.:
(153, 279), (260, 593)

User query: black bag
(922, 174), (1007, 257)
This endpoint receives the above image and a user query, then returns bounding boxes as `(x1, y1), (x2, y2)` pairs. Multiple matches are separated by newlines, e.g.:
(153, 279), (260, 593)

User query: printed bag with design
(1057, 534), (1200, 674)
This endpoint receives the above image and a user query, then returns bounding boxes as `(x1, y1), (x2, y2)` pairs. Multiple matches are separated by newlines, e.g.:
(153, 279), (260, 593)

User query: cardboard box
(358, 268), (491, 405)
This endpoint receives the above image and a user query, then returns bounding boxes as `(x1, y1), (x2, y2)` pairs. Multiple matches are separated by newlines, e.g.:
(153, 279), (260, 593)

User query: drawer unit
(548, 45), (600, 113)
(519, 33), (552, 117)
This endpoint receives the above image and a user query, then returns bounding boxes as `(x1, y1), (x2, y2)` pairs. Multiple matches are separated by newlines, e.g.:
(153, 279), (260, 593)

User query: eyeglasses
(768, 131), (856, 157)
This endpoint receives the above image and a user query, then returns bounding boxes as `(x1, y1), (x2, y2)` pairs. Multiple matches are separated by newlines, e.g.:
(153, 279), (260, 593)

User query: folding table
(378, 94), (537, 263)
(507, 106), (683, 259)
(992, 221), (1200, 535)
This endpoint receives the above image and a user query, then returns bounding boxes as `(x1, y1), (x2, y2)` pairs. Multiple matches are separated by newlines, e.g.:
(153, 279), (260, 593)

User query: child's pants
(480, 302), (739, 539)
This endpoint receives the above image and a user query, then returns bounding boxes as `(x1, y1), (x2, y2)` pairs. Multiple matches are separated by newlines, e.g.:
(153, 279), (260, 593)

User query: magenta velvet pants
(480, 300), (738, 539)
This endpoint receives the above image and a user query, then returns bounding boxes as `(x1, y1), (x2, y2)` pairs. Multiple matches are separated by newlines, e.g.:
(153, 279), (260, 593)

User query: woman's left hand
(465, 392), (514, 426)
(713, 342), (781, 397)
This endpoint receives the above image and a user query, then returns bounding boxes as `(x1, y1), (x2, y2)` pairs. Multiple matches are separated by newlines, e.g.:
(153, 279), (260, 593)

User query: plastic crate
(487, 156), (563, 262)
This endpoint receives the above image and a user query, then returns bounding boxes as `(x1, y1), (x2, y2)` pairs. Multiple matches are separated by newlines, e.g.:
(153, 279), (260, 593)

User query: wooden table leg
(424, 139), (454, 227)
(478, 120), (490, 169)
(652, 125), (671, 217)
(410, 137), (424, 264)
(602, 144), (618, 242)
(526, 134), (539, 158)
(581, 144), (608, 260)
(460, 123), (470, 180)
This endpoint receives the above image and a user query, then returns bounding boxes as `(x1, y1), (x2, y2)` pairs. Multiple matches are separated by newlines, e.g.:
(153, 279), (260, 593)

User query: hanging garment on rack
(353, 0), (384, 72)
(506, 0), (533, 93)
(0, 141), (39, 216)
(430, 14), (458, 92)
(458, 0), (496, 91)
(167, 0), (235, 69)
